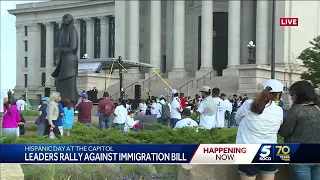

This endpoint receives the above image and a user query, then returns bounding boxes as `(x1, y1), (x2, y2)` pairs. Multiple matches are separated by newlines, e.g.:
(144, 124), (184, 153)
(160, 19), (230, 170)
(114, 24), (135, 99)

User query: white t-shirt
(174, 118), (198, 129)
(139, 103), (147, 113)
(213, 97), (226, 128)
(170, 97), (181, 119)
(113, 105), (128, 124)
(197, 96), (217, 129)
(125, 103), (131, 111)
(151, 102), (157, 115)
(235, 99), (283, 144)
(124, 115), (138, 132)
(223, 99), (233, 113)
(16, 99), (26, 111)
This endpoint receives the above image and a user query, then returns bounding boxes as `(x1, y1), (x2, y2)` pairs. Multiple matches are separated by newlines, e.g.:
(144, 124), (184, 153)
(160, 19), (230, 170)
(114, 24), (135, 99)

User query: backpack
(104, 100), (114, 115)
(160, 102), (170, 119)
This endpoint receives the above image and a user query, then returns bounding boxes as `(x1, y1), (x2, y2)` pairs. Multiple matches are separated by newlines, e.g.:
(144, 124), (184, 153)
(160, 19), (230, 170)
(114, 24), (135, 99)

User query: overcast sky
(0, 1), (42, 90)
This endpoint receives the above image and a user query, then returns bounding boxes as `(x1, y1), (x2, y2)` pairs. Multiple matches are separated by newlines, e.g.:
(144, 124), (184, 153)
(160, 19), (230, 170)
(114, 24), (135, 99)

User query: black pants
(44, 119), (61, 138)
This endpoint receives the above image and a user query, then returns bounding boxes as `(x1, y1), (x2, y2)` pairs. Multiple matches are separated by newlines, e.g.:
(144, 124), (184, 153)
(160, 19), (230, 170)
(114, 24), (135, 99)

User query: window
(53, 23), (60, 66)
(94, 18), (101, 58)
(24, 57), (28, 68)
(40, 24), (46, 67)
(24, 74), (28, 88)
(80, 20), (87, 59)
(24, 26), (27, 36)
(41, 72), (46, 87)
(108, 16), (115, 58)
(24, 41), (28, 52)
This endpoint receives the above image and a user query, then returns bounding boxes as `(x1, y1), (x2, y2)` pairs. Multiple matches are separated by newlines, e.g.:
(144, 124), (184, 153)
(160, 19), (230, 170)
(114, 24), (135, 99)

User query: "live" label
(280, 18), (299, 26)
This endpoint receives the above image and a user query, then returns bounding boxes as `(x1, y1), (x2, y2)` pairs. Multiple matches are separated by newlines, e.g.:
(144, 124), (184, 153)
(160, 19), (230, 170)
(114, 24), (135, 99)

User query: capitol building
(9, 0), (320, 100)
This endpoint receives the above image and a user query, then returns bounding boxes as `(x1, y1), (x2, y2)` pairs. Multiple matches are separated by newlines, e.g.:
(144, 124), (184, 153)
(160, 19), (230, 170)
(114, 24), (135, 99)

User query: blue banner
(0, 144), (198, 164)
(252, 144), (320, 163)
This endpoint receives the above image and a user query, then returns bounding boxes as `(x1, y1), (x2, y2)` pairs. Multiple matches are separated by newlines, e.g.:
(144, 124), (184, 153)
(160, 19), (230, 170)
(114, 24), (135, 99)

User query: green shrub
(2, 123), (239, 144)
(24, 123), (38, 131)
(20, 110), (39, 116)
(2, 123), (284, 144)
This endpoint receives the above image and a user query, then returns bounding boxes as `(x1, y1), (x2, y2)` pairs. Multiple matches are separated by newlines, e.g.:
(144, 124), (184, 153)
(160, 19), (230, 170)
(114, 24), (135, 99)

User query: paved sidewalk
(0, 164), (24, 180)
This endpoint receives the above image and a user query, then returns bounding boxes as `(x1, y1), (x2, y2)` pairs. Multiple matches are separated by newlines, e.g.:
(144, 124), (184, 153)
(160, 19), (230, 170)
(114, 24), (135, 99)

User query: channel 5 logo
(259, 145), (272, 161)
(259, 145), (291, 161)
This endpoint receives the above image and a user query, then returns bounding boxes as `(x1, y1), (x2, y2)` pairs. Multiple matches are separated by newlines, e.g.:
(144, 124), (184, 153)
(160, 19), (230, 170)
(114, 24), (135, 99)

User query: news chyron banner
(0, 144), (319, 164)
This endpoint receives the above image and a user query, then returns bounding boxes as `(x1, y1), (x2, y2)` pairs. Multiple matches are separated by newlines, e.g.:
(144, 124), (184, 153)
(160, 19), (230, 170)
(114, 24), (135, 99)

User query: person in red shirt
(179, 93), (188, 110)
(97, 92), (115, 130)
(75, 93), (93, 127)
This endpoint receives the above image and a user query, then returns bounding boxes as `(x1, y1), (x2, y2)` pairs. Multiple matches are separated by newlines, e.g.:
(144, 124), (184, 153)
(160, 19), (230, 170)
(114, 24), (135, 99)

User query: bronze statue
(52, 14), (79, 102)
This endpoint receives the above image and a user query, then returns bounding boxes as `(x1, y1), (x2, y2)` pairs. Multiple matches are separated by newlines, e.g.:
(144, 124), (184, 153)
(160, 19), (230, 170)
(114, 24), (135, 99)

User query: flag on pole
(25, 89), (31, 110)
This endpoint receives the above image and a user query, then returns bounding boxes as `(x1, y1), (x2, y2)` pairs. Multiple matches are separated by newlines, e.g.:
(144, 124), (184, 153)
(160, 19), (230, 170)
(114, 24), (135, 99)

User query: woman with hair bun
(236, 79), (284, 180)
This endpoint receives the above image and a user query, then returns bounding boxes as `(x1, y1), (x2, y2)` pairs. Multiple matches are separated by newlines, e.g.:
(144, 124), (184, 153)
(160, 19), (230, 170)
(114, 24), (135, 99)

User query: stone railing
(0, 164), (24, 180)
(178, 165), (289, 180)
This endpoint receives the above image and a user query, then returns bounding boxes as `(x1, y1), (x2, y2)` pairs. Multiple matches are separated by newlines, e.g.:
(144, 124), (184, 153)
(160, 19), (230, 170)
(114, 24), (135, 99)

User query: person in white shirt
(16, 97), (26, 111)
(195, 86), (217, 129)
(113, 100), (128, 131)
(221, 93), (233, 127)
(174, 109), (198, 129)
(212, 88), (227, 128)
(139, 100), (147, 115)
(156, 97), (171, 126)
(150, 98), (157, 115)
(125, 100), (131, 112)
(236, 79), (284, 180)
(170, 89), (182, 128)
(124, 110), (139, 132)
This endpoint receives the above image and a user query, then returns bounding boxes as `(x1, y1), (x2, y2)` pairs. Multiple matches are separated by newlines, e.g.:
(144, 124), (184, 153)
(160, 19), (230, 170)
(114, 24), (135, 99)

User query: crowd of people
(1, 79), (320, 180)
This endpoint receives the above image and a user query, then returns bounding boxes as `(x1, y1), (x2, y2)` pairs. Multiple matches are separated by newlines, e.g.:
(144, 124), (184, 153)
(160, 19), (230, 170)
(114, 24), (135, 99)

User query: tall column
(27, 23), (41, 88)
(73, 20), (81, 60)
(173, 0), (185, 70)
(256, 1), (269, 65)
(115, 1), (127, 58)
(150, 1), (161, 70)
(99, 16), (109, 58)
(15, 25), (24, 89)
(166, 0), (174, 72)
(227, 1), (241, 66)
(128, 1), (139, 63)
(200, 0), (213, 70)
(44, 23), (54, 87)
(85, 18), (94, 59)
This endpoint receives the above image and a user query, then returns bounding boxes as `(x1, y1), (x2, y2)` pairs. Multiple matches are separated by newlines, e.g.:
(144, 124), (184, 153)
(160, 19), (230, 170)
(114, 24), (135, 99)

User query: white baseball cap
(263, 79), (284, 93)
(171, 89), (178, 94)
(200, 86), (211, 93)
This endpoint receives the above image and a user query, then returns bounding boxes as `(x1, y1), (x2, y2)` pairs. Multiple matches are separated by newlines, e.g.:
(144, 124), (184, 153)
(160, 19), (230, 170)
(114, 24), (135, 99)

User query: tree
(299, 35), (320, 88)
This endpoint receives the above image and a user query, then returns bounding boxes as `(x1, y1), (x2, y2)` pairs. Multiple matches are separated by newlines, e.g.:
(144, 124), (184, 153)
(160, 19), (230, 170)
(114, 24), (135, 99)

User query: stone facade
(8, 0), (320, 99)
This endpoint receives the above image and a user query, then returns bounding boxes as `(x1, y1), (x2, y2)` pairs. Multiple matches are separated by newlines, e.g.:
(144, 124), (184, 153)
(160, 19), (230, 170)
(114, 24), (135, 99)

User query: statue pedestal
(77, 71), (119, 93)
